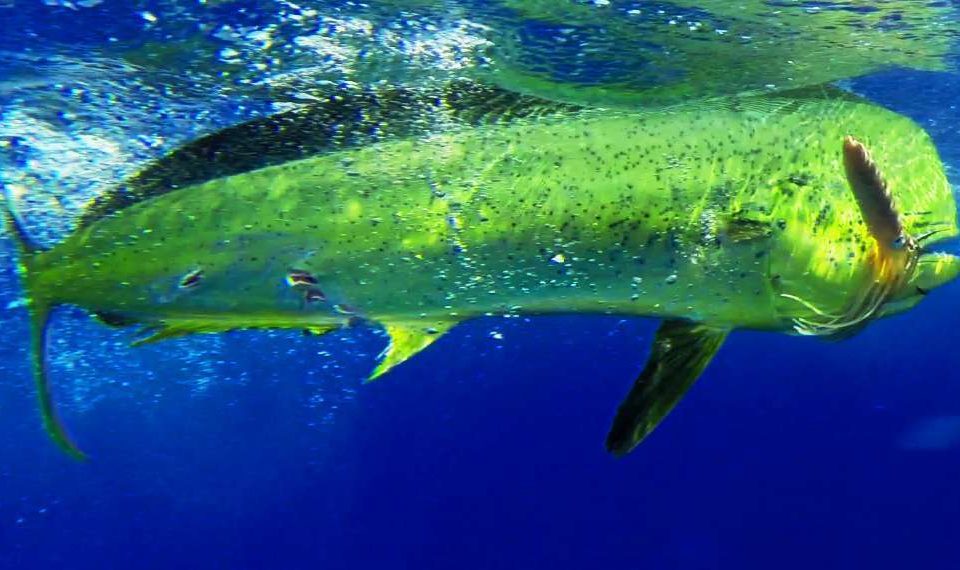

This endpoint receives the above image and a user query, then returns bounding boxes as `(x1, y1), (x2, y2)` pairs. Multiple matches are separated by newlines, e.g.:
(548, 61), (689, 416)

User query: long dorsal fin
(77, 82), (861, 229)
(368, 320), (457, 381)
(606, 320), (728, 456)
(688, 85), (864, 121)
(78, 80), (581, 228)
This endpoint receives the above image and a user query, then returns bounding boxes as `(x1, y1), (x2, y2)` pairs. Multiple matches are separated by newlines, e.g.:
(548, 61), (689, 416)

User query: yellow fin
(131, 323), (225, 346)
(305, 326), (336, 336)
(132, 321), (337, 346)
(368, 320), (456, 381)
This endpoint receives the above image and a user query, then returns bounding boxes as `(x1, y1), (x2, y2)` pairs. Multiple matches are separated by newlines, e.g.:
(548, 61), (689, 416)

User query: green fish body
(5, 86), (959, 458)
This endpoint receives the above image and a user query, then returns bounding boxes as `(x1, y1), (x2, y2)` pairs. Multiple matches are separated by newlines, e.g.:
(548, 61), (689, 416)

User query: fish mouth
(911, 250), (960, 294)
(916, 225), (960, 254)
(786, 250), (918, 338)
(908, 223), (960, 294)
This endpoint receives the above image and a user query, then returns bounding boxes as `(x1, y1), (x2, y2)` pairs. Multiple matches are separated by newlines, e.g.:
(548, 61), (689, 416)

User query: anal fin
(606, 319), (728, 456)
(93, 311), (140, 328)
(131, 320), (338, 346)
(131, 323), (223, 346)
(304, 326), (336, 336)
(368, 320), (457, 381)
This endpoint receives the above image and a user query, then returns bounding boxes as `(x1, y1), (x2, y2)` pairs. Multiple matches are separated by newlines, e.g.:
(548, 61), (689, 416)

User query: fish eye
(891, 235), (907, 250)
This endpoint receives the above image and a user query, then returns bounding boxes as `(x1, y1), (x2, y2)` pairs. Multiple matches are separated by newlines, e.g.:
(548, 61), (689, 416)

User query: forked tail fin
(1, 188), (86, 460)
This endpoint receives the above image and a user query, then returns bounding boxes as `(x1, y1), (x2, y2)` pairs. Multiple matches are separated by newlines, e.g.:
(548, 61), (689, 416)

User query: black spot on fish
(815, 205), (831, 227)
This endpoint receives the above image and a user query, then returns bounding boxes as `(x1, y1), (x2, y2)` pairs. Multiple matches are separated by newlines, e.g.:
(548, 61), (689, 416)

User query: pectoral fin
(842, 136), (910, 252)
(606, 320), (728, 456)
(368, 320), (457, 381)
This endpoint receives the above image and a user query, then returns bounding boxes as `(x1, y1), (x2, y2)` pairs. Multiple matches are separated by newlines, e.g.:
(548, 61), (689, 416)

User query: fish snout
(912, 251), (960, 294)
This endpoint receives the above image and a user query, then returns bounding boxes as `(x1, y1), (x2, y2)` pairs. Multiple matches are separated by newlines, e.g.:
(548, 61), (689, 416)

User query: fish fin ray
(692, 85), (860, 121)
(3, 191), (84, 459)
(78, 80), (578, 228)
(131, 325), (194, 346)
(304, 326), (337, 337)
(843, 135), (908, 250)
(606, 320), (728, 457)
(368, 320), (457, 381)
(131, 321), (242, 346)
(131, 321), (339, 346)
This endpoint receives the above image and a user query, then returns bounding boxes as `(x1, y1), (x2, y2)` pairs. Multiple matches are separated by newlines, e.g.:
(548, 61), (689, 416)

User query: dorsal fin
(77, 80), (581, 228)
(76, 81), (862, 229)
(691, 85), (865, 120)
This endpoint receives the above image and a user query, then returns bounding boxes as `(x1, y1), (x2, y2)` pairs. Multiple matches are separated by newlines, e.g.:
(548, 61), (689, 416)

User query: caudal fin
(1, 188), (86, 460)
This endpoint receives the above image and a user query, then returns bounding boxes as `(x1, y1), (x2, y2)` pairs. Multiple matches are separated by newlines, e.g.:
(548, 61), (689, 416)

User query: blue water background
(3, 4), (960, 569)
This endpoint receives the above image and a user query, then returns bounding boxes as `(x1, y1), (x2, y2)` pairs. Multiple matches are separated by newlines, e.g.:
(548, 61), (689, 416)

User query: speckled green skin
(28, 95), (959, 336)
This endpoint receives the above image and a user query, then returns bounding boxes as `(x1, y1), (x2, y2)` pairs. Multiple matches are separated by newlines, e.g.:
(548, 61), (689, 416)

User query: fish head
(781, 132), (958, 336)
(841, 135), (960, 318)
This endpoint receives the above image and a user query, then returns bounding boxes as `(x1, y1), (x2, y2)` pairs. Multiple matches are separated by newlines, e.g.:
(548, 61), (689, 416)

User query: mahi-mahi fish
(3, 82), (959, 459)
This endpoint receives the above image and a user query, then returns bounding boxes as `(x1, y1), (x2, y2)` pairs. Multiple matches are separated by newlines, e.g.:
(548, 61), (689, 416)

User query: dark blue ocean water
(3, 3), (960, 569)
